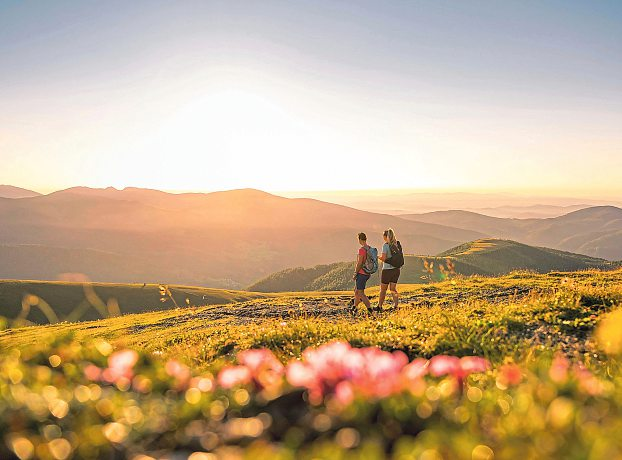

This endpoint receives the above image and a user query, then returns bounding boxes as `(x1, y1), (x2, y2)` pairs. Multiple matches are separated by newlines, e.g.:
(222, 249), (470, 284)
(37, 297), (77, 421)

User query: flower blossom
(217, 341), (490, 405)
(498, 363), (522, 387)
(217, 349), (284, 390)
(429, 355), (490, 380)
(218, 366), (252, 389)
(101, 350), (139, 383)
(285, 341), (410, 403)
(166, 359), (192, 389)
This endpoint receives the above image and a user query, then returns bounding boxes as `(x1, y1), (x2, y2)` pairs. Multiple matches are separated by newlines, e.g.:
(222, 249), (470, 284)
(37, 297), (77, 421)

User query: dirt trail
(136, 284), (536, 331)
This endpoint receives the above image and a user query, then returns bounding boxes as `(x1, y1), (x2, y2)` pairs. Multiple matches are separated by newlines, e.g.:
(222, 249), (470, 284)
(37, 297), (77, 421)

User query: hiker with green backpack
(376, 228), (404, 311)
(351, 232), (378, 312)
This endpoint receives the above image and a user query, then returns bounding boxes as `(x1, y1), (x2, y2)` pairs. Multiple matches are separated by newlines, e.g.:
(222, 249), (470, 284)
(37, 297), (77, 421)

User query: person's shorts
(381, 268), (400, 285)
(355, 273), (370, 290)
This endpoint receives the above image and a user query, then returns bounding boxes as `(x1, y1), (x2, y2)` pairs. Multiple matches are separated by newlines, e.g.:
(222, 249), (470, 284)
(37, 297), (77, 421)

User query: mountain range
(0, 186), (482, 287)
(1, 186), (620, 288)
(400, 206), (622, 260)
(248, 239), (618, 292)
(0, 185), (42, 199)
(283, 190), (621, 218)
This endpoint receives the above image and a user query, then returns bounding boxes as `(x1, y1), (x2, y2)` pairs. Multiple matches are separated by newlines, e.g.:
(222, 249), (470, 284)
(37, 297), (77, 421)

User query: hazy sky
(1, 0), (621, 195)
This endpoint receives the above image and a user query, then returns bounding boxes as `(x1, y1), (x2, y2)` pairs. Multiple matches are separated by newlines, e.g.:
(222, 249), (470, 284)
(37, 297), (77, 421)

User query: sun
(161, 89), (295, 154)
(137, 87), (348, 191)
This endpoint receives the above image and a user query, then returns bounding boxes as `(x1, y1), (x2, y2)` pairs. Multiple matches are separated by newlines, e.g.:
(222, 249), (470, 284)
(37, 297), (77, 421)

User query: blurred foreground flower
(166, 359), (192, 389)
(497, 363), (522, 387)
(1, 333), (620, 459)
(84, 349), (139, 385)
(218, 341), (489, 405)
(596, 307), (622, 354)
(429, 355), (490, 380)
(218, 349), (284, 394)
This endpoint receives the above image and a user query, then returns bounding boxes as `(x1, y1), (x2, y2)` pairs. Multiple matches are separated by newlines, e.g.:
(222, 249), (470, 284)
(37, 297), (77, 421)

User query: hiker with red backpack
(376, 228), (404, 311)
(351, 232), (378, 312)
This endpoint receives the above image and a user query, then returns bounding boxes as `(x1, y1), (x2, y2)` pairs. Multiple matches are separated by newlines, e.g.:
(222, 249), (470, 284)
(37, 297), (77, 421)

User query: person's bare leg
(378, 283), (389, 309)
(361, 291), (371, 310)
(390, 282), (399, 308)
(354, 289), (363, 307)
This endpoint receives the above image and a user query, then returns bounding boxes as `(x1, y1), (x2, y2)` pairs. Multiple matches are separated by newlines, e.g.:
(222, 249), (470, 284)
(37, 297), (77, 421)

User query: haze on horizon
(1, 1), (621, 197)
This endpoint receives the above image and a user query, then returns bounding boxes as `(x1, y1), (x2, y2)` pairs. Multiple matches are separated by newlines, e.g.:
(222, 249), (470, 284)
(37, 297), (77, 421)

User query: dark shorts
(355, 273), (370, 290)
(381, 268), (400, 285)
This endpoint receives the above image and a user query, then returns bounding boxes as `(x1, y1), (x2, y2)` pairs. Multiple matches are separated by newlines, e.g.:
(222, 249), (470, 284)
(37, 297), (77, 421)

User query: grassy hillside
(248, 239), (616, 292)
(0, 280), (275, 325)
(2, 269), (621, 364)
(244, 263), (345, 292)
(437, 238), (615, 274)
(0, 244), (242, 289)
(2, 269), (622, 458)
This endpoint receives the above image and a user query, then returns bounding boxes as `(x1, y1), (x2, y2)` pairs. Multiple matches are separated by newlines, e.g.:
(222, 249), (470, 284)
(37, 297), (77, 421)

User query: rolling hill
(3, 268), (621, 356)
(0, 187), (484, 286)
(0, 280), (275, 325)
(0, 185), (41, 198)
(401, 206), (622, 260)
(248, 239), (618, 291)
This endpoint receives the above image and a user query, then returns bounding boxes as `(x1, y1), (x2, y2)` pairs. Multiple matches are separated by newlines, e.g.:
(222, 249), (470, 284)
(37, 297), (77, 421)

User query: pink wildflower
(355, 348), (409, 398)
(573, 364), (604, 396)
(498, 363), (522, 386)
(429, 355), (489, 380)
(102, 350), (139, 383)
(459, 356), (490, 377)
(301, 341), (356, 386)
(216, 349), (285, 391)
(218, 365), (252, 389)
(237, 349), (284, 390)
(402, 358), (429, 382)
(285, 341), (412, 403)
(286, 360), (320, 389)
(549, 355), (570, 383)
(335, 381), (355, 406)
(84, 364), (102, 381)
(165, 359), (192, 389)
(429, 355), (460, 377)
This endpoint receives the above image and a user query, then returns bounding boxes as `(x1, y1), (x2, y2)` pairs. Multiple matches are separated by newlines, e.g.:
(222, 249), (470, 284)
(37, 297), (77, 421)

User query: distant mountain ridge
(401, 206), (622, 260)
(2, 185), (620, 287)
(0, 185), (41, 198)
(248, 239), (618, 292)
(0, 186), (483, 286)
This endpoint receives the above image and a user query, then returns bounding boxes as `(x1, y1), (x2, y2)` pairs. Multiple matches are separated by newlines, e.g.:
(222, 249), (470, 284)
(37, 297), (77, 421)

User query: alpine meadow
(1, 2), (622, 460)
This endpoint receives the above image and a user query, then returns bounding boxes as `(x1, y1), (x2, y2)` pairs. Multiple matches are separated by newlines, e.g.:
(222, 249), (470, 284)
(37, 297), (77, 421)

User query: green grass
(2, 268), (622, 458)
(248, 239), (617, 292)
(0, 279), (275, 325)
(3, 268), (621, 371)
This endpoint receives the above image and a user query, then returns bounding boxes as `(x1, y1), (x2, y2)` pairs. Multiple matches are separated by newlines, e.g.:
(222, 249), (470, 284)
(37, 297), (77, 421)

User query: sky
(1, 0), (621, 196)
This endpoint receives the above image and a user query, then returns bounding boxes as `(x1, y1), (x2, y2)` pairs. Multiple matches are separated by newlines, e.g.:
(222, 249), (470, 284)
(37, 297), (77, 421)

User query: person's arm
(379, 244), (388, 262)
